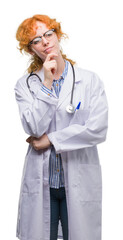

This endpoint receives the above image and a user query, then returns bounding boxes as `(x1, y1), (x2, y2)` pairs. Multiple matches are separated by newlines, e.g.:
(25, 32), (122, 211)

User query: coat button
(43, 179), (49, 186)
(57, 169), (59, 172)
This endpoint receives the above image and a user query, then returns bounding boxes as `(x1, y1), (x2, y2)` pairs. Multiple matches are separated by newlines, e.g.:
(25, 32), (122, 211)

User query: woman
(15, 14), (108, 240)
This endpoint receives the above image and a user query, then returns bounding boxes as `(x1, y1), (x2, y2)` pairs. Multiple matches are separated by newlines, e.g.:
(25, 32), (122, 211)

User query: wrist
(43, 79), (53, 90)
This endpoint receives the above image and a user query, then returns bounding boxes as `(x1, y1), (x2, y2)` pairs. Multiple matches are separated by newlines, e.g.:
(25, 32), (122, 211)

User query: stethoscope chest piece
(66, 104), (75, 114)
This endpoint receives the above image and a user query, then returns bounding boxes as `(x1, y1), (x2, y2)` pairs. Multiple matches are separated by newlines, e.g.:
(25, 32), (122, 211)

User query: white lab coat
(14, 61), (108, 240)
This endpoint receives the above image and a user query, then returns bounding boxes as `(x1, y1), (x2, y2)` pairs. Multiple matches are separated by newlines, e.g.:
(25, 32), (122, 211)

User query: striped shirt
(41, 60), (69, 188)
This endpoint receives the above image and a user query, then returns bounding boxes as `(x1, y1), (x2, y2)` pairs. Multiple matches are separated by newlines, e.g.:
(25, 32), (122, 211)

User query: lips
(44, 47), (53, 53)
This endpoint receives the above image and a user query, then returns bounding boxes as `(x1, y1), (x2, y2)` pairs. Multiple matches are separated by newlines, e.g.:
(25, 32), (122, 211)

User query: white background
(0, 0), (123, 239)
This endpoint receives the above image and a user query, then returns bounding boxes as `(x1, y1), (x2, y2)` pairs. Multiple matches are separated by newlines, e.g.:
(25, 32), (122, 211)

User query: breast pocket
(70, 109), (90, 125)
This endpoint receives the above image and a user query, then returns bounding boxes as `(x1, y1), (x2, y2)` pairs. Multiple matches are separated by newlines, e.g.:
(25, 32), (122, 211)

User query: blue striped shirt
(41, 60), (69, 188)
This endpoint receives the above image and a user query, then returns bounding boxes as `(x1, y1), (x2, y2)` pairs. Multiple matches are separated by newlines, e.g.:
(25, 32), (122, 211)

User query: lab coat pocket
(70, 109), (90, 125)
(78, 164), (102, 201)
(22, 178), (41, 194)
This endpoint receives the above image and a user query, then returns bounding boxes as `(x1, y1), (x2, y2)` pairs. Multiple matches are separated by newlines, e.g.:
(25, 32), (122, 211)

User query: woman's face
(29, 21), (61, 62)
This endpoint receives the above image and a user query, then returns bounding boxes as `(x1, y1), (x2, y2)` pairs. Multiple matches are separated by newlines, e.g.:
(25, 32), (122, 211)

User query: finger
(26, 136), (31, 143)
(26, 136), (34, 143)
(47, 60), (57, 70)
(44, 61), (57, 76)
(45, 53), (58, 62)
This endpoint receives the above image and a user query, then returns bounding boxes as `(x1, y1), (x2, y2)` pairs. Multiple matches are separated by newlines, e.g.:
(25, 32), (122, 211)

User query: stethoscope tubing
(69, 62), (75, 105)
(26, 71), (42, 90)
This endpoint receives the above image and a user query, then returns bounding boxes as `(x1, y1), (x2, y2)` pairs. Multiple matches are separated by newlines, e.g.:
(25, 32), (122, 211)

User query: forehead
(34, 21), (49, 35)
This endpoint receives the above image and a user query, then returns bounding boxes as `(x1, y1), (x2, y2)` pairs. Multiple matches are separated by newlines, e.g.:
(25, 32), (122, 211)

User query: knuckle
(35, 147), (38, 151)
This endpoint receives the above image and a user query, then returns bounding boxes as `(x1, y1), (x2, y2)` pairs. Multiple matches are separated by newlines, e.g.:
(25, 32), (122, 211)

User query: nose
(42, 36), (49, 46)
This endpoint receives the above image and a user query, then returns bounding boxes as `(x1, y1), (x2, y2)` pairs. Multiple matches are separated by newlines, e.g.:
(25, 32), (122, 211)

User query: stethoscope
(26, 61), (75, 114)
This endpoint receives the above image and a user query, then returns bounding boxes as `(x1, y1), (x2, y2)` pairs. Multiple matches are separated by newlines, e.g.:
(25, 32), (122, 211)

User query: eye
(33, 37), (42, 44)
(45, 31), (53, 37)
(47, 32), (52, 36)
(33, 41), (40, 45)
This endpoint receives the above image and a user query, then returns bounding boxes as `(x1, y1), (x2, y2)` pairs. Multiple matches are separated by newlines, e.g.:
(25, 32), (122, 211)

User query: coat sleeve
(14, 79), (58, 137)
(47, 73), (108, 153)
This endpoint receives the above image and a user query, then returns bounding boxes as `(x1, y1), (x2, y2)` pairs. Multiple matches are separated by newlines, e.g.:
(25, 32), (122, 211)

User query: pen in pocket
(75, 102), (81, 111)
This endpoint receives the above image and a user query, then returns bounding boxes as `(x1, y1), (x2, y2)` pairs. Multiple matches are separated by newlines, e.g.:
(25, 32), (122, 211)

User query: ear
(28, 49), (35, 56)
(27, 45), (35, 55)
(30, 51), (35, 56)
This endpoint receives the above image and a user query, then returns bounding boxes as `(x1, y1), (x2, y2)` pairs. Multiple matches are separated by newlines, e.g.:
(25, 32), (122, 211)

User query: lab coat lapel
(57, 63), (73, 109)
(57, 63), (81, 109)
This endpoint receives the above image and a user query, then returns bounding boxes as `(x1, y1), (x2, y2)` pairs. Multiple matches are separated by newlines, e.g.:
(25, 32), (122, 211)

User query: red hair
(16, 14), (75, 73)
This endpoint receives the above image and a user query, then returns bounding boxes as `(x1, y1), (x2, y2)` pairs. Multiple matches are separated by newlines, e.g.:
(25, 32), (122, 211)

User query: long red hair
(16, 14), (75, 73)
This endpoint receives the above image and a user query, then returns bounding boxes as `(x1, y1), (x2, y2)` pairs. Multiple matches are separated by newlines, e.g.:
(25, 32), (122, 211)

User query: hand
(26, 133), (51, 151)
(43, 53), (58, 89)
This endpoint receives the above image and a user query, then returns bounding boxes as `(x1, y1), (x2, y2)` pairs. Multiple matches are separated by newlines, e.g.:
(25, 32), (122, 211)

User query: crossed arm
(26, 133), (51, 150)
